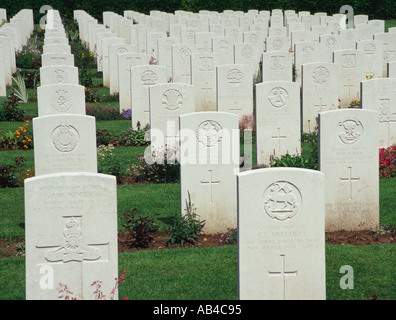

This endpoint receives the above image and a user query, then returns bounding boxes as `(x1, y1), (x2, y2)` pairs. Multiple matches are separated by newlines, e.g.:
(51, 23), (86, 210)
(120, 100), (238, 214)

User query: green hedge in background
(1, 0), (395, 24)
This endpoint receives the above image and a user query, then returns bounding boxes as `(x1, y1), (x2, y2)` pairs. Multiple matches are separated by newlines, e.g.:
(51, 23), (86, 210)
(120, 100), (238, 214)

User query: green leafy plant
(0, 93), (25, 122)
(15, 45), (41, 69)
(0, 130), (18, 149)
(167, 192), (206, 248)
(120, 208), (159, 248)
(129, 147), (180, 184)
(97, 144), (123, 182)
(270, 153), (318, 170)
(24, 70), (40, 89)
(84, 87), (101, 103)
(96, 129), (114, 146)
(116, 125), (150, 147)
(0, 156), (26, 188)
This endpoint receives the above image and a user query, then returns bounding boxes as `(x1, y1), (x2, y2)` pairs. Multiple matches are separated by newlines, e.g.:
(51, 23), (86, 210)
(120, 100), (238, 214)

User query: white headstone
(255, 81), (301, 165)
(158, 36), (180, 81)
(102, 37), (125, 87)
(319, 109), (379, 231)
(109, 44), (137, 95)
(361, 78), (396, 147)
(319, 34), (341, 63)
(217, 64), (253, 121)
(237, 167), (326, 300)
(301, 62), (341, 133)
(39, 65), (79, 86)
(191, 52), (221, 112)
(149, 83), (195, 151)
(37, 84), (85, 116)
(262, 51), (293, 82)
(373, 32), (396, 77)
(41, 53), (75, 67)
(233, 43), (262, 76)
(25, 172), (118, 300)
(179, 111), (239, 234)
(118, 52), (150, 112)
(130, 65), (167, 129)
(171, 43), (198, 84)
(212, 37), (235, 65)
(32, 114), (97, 176)
(333, 49), (365, 107)
(356, 39), (383, 79)
(294, 41), (321, 84)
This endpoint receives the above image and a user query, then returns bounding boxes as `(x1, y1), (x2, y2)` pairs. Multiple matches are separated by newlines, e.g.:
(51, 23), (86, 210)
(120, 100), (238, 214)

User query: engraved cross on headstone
(344, 79), (355, 96)
(340, 166), (360, 200)
(271, 127), (287, 153)
(314, 98), (327, 113)
(200, 169), (220, 205)
(268, 254), (298, 300)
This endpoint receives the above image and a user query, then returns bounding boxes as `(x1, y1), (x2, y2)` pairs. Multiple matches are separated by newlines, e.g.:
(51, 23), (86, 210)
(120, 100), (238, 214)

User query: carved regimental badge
(312, 66), (330, 85)
(44, 218), (101, 263)
(196, 120), (223, 147)
(363, 43), (376, 55)
(52, 89), (72, 112)
(162, 89), (183, 110)
(326, 37), (337, 48)
(337, 119), (364, 144)
(141, 70), (158, 85)
(272, 37), (283, 50)
(51, 122), (79, 152)
(342, 54), (356, 68)
(241, 44), (254, 58)
(53, 69), (66, 83)
(379, 98), (390, 120)
(227, 69), (243, 83)
(263, 181), (301, 221)
(268, 87), (289, 108)
(180, 47), (192, 60)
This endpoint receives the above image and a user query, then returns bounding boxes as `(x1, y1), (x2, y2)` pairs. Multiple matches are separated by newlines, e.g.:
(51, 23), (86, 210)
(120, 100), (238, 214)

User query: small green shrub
(96, 129), (114, 146)
(167, 192), (206, 248)
(0, 156), (26, 188)
(271, 153), (318, 170)
(0, 94), (25, 122)
(120, 208), (159, 248)
(129, 147), (180, 183)
(116, 125), (150, 147)
(16, 45), (41, 69)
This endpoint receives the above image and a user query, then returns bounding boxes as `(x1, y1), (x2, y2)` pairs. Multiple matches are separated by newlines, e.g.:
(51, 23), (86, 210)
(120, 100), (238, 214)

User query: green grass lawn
(0, 243), (394, 300)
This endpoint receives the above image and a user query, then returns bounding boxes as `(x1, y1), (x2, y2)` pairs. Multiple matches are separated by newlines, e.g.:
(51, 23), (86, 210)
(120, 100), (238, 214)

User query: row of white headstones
(25, 10), (119, 300)
(23, 8), (394, 299)
(0, 9), (34, 95)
